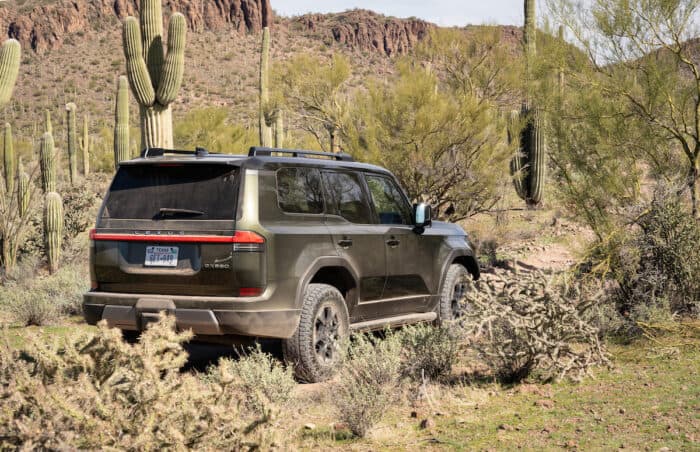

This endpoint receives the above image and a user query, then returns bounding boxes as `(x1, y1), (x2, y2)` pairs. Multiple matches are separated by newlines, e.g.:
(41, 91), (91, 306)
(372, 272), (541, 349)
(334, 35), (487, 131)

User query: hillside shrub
(0, 316), (275, 450)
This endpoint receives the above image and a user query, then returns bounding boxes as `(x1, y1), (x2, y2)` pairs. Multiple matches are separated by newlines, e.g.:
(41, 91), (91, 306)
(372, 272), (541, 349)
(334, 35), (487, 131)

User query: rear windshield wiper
(158, 208), (206, 218)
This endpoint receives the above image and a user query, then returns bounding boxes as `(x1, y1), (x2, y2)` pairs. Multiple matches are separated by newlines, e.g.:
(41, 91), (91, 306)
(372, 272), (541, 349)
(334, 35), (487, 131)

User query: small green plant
(219, 344), (296, 418)
(332, 333), (402, 437)
(400, 324), (461, 382)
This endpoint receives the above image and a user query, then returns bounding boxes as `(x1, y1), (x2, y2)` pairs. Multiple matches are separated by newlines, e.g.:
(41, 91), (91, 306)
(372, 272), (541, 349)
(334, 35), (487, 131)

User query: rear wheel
(437, 264), (469, 324)
(282, 284), (349, 383)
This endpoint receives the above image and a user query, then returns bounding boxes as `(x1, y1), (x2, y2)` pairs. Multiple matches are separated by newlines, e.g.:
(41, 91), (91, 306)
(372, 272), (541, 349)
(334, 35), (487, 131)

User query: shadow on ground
(182, 338), (283, 372)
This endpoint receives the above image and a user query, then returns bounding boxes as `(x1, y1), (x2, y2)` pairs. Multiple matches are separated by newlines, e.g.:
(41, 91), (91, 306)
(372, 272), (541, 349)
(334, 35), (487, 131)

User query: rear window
(102, 164), (238, 220)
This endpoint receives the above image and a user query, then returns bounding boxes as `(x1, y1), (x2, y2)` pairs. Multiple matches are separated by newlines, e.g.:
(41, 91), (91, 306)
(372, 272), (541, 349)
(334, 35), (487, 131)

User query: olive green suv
(83, 147), (480, 382)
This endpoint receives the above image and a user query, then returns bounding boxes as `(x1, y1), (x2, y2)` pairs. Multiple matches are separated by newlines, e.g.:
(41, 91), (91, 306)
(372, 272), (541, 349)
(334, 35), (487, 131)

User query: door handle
(338, 238), (353, 248)
(386, 238), (400, 248)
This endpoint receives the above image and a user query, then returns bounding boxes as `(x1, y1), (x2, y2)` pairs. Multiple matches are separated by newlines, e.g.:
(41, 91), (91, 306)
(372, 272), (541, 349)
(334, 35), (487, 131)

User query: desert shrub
(332, 333), (402, 438)
(0, 315), (275, 450)
(0, 264), (87, 324)
(614, 189), (700, 320)
(220, 344), (296, 417)
(463, 273), (610, 383)
(400, 324), (461, 382)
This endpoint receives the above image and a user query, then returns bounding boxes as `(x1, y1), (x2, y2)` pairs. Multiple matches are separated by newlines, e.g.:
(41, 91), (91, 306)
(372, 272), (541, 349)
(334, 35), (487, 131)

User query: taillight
(89, 230), (265, 245)
(238, 287), (263, 297)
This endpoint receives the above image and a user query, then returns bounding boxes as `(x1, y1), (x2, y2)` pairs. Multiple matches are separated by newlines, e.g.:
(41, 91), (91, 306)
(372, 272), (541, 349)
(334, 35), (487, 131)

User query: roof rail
(141, 147), (210, 158)
(248, 146), (354, 162)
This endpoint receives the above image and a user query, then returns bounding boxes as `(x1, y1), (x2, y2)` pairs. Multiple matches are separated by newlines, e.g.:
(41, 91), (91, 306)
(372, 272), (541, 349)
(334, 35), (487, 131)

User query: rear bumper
(83, 291), (300, 339)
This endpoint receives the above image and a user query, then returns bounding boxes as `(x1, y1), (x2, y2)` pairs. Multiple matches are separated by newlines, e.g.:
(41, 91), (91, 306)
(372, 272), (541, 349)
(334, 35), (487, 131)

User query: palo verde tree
(548, 0), (700, 218)
(274, 54), (351, 152)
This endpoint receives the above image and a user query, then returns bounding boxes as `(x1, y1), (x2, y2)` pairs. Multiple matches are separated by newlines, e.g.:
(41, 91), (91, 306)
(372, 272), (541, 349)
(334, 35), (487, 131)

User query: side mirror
(413, 203), (432, 234)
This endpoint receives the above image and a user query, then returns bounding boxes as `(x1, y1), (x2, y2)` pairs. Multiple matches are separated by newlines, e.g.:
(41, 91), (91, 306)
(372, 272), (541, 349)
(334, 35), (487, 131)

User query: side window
(276, 167), (324, 214)
(365, 175), (413, 225)
(322, 171), (374, 224)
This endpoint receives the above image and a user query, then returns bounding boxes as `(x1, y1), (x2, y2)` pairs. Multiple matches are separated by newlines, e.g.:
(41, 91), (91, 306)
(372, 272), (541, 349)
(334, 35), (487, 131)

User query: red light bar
(238, 287), (263, 297)
(89, 229), (264, 244)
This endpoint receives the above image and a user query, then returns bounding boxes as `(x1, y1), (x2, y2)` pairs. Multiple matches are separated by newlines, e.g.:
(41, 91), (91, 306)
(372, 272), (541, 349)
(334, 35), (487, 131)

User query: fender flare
(437, 249), (480, 296)
(294, 256), (361, 310)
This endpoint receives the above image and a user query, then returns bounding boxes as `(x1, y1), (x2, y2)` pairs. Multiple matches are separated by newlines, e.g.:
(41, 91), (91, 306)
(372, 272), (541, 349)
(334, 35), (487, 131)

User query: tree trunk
(691, 160), (699, 219)
(140, 104), (173, 150)
(329, 125), (340, 153)
(2, 238), (16, 273)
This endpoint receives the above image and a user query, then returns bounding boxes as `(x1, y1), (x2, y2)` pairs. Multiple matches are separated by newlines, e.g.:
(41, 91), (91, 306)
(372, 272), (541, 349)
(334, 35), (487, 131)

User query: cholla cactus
(65, 103), (78, 185)
(44, 192), (64, 273)
(114, 76), (130, 166)
(0, 39), (20, 106)
(122, 0), (186, 149)
(259, 27), (272, 147)
(80, 114), (90, 175)
(39, 132), (56, 193)
(3, 123), (14, 194)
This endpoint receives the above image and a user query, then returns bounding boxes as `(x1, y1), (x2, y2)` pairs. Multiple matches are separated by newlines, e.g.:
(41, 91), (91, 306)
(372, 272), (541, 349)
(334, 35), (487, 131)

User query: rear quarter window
(276, 167), (324, 214)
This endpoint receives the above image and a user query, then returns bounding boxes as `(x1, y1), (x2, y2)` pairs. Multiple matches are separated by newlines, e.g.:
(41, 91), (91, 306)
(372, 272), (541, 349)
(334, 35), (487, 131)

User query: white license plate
(144, 246), (179, 267)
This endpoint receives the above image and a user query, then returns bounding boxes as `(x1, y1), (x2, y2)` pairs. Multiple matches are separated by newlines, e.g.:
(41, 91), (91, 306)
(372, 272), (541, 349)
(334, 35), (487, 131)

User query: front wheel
(437, 264), (470, 325)
(282, 284), (349, 383)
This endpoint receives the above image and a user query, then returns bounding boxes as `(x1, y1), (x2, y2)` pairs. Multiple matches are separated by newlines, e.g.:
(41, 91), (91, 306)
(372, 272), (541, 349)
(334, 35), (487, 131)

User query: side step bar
(350, 312), (437, 332)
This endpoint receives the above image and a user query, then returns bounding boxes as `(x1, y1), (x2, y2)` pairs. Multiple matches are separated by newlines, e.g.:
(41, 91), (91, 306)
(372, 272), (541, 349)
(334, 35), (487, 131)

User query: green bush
(332, 333), (402, 438)
(0, 315), (275, 450)
(400, 324), (461, 382)
(219, 344), (296, 417)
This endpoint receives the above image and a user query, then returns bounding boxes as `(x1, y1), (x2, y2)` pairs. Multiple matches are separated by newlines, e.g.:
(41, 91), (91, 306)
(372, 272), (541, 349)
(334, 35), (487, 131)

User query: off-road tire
(282, 283), (349, 383)
(437, 264), (469, 324)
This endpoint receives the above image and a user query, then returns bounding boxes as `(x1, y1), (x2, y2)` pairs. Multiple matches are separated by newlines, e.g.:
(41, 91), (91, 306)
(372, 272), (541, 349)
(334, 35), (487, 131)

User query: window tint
(102, 164), (238, 220)
(365, 175), (413, 225)
(276, 167), (324, 214)
(322, 172), (373, 224)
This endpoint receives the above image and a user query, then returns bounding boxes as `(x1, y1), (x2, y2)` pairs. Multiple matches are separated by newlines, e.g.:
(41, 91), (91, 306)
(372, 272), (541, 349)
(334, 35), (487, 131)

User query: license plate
(144, 246), (179, 267)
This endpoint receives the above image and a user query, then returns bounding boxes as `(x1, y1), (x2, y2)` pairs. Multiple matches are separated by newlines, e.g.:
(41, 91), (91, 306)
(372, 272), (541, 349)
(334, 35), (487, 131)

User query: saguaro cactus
(80, 114), (90, 175)
(44, 192), (64, 274)
(65, 103), (78, 185)
(509, 0), (547, 208)
(0, 39), (20, 106)
(122, 0), (186, 149)
(17, 157), (29, 218)
(274, 112), (284, 148)
(114, 76), (131, 166)
(39, 132), (56, 193)
(259, 27), (273, 147)
(45, 109), (52, 134)
(3, 123), (14, 194)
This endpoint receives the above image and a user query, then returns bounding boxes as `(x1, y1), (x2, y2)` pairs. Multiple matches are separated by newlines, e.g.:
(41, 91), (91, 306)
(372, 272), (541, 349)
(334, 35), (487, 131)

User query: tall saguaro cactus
(259, 27), (273, 147)
(114, 76), (131, 166)
(510, 0), (547, 208)
(123, 0), (186, 150)
(3, 123), (15, 194)
(65, 103), (78, 185)
(44, 192), (64, 274)
(39, 132), (56, 193)
(45, 110), (52, 134)
(0, 39), (20, 106)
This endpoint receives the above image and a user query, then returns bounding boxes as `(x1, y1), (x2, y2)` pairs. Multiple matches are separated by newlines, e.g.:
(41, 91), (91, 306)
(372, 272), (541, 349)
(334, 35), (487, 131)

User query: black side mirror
(413, 203), (432, 234)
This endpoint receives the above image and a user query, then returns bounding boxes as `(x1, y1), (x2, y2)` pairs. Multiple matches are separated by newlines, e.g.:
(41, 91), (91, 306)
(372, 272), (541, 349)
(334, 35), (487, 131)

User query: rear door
(92, 163), (264, 297)
(321, 170), (387, 321)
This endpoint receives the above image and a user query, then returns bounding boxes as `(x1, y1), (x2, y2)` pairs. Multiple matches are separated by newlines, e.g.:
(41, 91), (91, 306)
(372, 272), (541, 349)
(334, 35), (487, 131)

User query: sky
(274, 1), (527, 27)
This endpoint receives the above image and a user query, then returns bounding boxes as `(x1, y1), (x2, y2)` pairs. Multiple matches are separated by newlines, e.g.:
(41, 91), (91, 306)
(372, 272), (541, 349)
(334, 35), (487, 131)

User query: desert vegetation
(0, 0), (699, 449)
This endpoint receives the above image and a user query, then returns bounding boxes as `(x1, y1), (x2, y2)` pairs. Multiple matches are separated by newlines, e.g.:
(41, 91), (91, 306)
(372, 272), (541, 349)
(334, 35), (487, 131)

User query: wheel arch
(296, 257), (360, 312)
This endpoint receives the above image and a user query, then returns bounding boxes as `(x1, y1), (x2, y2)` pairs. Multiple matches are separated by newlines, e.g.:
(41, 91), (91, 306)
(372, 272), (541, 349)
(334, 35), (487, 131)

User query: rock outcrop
(294, 9), (433, 56)
(0, 0), (272, 53)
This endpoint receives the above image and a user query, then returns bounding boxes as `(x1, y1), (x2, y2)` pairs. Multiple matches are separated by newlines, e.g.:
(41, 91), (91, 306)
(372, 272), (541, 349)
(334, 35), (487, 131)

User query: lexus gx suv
(83, 147), (480, 382)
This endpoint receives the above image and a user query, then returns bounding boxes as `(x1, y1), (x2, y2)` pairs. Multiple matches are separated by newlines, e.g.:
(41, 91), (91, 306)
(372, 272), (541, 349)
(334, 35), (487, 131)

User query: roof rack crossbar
(141, 147), (210, 158)
(248, 146), (354, 162)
